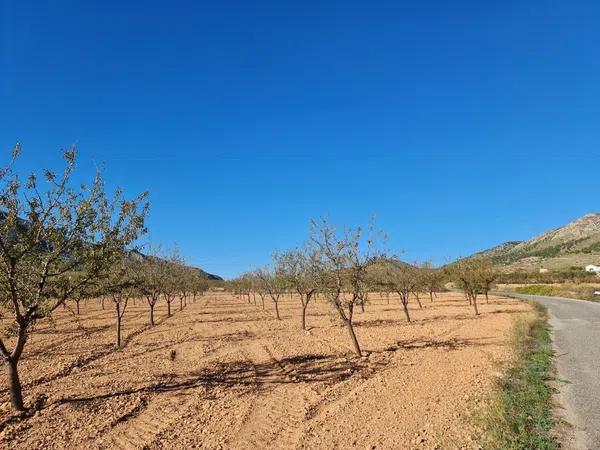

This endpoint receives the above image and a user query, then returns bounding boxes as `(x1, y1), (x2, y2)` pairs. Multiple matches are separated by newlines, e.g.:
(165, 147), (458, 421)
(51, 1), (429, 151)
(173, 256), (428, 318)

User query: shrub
(515, 285), (562, 296)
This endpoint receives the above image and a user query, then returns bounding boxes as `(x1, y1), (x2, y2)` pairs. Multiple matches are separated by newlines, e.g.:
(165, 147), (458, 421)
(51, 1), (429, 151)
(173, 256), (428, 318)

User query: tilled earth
(0, 292), (530, 449)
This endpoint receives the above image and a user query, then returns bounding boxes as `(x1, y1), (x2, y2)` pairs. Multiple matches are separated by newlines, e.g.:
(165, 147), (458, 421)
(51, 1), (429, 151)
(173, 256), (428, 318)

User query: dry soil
(0, 292), (530, 449)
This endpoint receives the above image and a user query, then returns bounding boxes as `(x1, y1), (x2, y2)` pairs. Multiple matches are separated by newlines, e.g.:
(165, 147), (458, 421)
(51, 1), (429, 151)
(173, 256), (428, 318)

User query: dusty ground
(0, 292), (530, 449)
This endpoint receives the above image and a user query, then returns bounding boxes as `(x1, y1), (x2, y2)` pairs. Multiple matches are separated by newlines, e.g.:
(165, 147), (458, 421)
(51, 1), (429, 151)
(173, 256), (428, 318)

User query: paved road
(495, 292), (600, 450)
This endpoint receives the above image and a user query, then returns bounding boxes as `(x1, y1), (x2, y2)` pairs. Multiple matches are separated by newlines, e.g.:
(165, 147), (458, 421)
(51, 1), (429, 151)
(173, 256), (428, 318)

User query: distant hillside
(0, 214), (224, 281)
(471, 241), (522, 259)
(129, 250), (222, 280)
(195, 268), (223, 281)
(473, 213), (600, 271)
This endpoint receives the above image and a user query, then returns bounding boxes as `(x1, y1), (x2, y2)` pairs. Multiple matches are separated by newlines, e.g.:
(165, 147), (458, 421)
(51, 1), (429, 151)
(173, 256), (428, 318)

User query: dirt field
(0, 292), (530, 449)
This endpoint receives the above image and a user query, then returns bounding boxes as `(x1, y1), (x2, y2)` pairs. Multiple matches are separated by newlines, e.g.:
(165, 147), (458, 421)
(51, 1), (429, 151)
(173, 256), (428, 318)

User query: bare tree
(98, 256), (139, 348)
(275, 246), (320, 330)
(309, 218), (384, 357)
(239, 273), (253, 304)
(411, 264), (425, 310)
(177, 264), (194, 311)
(253, 272), (267, 310)
(137, 249), (166, 326)
(73, 293), (83, 315)
(0, 145), (148, 411)
(452, 258), (490, 315)
(421, 261), (444, 302)
(160, 251), (182, 317)
(379, 259), (418, 323)
(256, 267), (286, 320)
(480, 259), (498, 303)
(192, 275), (209, 302)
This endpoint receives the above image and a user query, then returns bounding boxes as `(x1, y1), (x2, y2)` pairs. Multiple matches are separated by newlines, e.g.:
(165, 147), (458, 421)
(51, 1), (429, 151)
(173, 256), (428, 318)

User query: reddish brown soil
(0, 292), (530, 449)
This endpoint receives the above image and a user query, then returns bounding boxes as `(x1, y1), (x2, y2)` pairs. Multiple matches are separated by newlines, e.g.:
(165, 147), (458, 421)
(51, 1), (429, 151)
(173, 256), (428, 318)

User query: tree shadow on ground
(388, 336), (498, 352)
(194, 317), (274, 324)
(195, 308), (261, 316)
(485, 308), (527, 315)
(355, 318), (409, 328)
(126, 330), (256, 358)
(417, 313), (481, 324)
(55, 353), (363, 405)
(24, 323), (113, 360)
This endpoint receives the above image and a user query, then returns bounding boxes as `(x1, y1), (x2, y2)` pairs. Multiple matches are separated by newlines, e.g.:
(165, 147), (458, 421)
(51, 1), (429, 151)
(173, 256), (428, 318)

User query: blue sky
(1, 1), (599, 278)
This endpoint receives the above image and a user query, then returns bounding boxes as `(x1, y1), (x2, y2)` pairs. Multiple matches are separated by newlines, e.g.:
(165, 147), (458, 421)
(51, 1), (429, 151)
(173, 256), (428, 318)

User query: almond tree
(275, 246), (320, 330)
(480, 259), (497, 302)
(137, 250), (166, 326)
(161, 252), (182, 317)
(421, 261), (444, 302)
(256, 267), (286, 320)
(72, 292), (84, 315)
(369, 261), (393, 305)
(162, 278), (177, 317)
(309, 218), (384, 357)
(252, 271), (267, 310)
(0, 145), (148, 411)
(192, 275), (209, 301)
(178, 264), (194, 311)
(379, 259), (418, 322)
(98, 256), (139, 347)
(238, 273), (253, 304)
(411, 263), (426, 309)
(453, 258), (488, 315)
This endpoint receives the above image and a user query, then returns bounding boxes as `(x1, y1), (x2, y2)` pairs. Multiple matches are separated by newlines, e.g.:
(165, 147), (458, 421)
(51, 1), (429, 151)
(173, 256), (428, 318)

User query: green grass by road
(478, 301), (559, 449)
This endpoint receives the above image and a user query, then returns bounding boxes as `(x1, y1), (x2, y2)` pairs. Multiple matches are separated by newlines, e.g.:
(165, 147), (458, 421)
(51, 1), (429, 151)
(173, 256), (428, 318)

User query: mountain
(129, 250), (223, 280)
(474, 213), (600, 271)
(194, 268), (223, 281)
(1, 213), (224, 281)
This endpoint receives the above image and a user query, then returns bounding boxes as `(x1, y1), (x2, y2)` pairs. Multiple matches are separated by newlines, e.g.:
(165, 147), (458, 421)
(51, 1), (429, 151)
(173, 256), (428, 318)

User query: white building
(585, 264), (600, 273)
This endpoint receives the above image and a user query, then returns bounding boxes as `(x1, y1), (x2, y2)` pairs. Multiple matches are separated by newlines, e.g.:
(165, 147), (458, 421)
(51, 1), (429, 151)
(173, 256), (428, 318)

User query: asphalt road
(496, 292), (600, 449)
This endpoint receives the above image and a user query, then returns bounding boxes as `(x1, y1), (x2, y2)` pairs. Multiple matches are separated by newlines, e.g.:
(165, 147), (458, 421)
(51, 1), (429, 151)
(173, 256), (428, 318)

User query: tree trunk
(430, 291), (434, 302)
(485, 291), (489, 303)
(386, 293), (390, 304)
(360, 302), (365, 313)
(101, 297), (105, 310)
(345, 320), (362, 357)
(261, 297), (265, 310)
(76, 300), (80, 315)
(167, 300), (171, 317)
(180, 296), (183, 311)
(116, 306), (122, 348)
(402, 302), (411, 322)
(415, 293), (423, 309)
(274, 301), (281, 320)
(301, 303), (307, 330)
(149, 303), (155, 326)
(472, 296), (479, 315)
(7, 358), (25, 411)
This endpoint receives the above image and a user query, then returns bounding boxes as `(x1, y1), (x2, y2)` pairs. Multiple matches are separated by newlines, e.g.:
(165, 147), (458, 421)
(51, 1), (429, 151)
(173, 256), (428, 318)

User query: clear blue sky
(1, 1), (599, 278)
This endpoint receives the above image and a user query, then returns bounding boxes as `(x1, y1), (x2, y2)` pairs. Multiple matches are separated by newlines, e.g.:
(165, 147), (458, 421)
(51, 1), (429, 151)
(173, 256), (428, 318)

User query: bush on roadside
(515, 285), (562, 296)
(515, 284), (600, 302)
